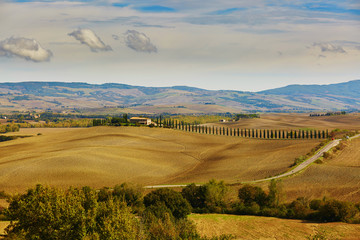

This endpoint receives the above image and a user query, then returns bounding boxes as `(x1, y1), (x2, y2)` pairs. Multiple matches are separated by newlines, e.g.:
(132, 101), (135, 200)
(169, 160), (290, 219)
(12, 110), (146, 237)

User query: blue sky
(0, 0), (359, 91)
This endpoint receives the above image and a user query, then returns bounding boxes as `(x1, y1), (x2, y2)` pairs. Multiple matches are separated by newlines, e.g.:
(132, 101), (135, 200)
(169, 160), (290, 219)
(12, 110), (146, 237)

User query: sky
(0, 0), (359, 91)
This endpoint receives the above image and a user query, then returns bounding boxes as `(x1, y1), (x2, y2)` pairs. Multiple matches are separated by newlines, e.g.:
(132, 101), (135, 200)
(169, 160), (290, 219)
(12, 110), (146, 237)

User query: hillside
(0, 127), (319, 193)
(0, 80), (359, 113)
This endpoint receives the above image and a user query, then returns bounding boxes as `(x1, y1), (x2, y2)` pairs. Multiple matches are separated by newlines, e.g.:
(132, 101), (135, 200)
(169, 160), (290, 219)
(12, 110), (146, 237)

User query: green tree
(113, 183), (144, 213)
(144, 188), (191, 219)
(238, 184), (268, 207)
(268, 180), (285, 208)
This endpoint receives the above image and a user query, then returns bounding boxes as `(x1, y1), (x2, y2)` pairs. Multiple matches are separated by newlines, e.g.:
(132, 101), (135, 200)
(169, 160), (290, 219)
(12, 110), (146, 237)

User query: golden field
(0, 126), (319, 193)
(190, 214), (360, 240)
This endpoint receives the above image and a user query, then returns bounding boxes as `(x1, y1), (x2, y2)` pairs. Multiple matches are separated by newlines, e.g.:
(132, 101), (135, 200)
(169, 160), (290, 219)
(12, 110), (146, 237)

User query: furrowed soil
(210, 113), (360, 130)
(190, 214), (360, 240)
(272, 136), (360, 202)
(0, 127), (319, 193)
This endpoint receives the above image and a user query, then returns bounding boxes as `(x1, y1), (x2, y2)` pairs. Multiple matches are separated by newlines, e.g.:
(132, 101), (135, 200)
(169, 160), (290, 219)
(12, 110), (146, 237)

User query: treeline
(92, 115), (130, 126)
(2, 184), (233, 240)
(17, 119), (93, 128)
(236, 181), (360, 223)
(161, 119), (329, 139)
(182, 180), (360, 223)
(234, 113), (260, 120)
(0, 124), (20, 133)
(2, 181), (359, 239)
(310, 111), (346, 117)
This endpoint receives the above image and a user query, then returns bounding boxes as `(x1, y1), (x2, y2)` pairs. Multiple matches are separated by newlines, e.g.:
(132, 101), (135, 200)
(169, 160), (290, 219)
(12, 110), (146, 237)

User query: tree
(112, 183), (144, 213)
(181, 184), (206, 210)
(203, 179), (229, 213)
(238, 185), (268, 207)
(5, 185), (142, 240)
(144, 188), (191, 219)
(318, 199), (358, 222)
(268, 180), (285, 208)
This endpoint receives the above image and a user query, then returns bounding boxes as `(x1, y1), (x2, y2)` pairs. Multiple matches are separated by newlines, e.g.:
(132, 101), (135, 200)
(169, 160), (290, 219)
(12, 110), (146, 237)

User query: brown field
(211, 113), (360, 130)
(190, 214), (360, 240)
(0, 126), (319, 193)
(267, 136), (360, 202)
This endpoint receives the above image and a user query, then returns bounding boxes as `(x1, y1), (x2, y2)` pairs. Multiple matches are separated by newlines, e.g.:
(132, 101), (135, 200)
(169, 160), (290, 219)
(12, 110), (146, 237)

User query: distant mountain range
(0, 80), (359, 114)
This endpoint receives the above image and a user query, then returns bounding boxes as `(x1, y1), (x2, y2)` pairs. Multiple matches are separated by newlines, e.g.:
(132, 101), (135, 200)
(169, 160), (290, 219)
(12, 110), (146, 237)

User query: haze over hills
(0, 80), (359, 114)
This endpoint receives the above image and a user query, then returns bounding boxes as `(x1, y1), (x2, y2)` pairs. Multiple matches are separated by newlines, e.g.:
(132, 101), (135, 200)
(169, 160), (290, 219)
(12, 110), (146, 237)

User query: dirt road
(145, 134), (360, 188)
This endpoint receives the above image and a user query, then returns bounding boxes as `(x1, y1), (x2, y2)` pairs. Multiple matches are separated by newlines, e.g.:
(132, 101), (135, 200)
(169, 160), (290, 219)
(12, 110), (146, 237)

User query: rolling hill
(0, 80), (359, 113)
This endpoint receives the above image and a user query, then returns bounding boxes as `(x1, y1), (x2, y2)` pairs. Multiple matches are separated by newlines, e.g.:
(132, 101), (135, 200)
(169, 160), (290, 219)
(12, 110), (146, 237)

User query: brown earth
(210, 113), (360, 130)
(0, 127), (319, 193)
(190, 214), (360, 240)
(273, 136), (360, 202)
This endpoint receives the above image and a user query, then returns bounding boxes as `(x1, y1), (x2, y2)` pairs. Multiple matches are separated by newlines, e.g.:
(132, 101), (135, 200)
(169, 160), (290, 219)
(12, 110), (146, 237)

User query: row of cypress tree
(158, 118), (329, 139)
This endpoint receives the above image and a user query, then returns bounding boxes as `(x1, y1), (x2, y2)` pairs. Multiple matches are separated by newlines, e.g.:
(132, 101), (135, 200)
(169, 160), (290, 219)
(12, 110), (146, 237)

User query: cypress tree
(326, 129), (329, 138)
(310, 130), (313, 139)
(322, 130), (325, 139)
(226, 128), (229, 136)
(237, 128), (240, 137)
(223, 127), (225, 136)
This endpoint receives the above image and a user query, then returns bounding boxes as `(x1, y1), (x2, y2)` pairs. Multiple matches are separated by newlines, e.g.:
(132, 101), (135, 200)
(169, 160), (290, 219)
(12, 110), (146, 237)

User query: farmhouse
(129, 117), (152, 125)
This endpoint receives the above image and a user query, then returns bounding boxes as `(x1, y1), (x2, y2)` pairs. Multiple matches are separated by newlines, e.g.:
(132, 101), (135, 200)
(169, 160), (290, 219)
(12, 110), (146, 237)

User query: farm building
(129, 117), (152, 125)
(219, 119), (227, 122)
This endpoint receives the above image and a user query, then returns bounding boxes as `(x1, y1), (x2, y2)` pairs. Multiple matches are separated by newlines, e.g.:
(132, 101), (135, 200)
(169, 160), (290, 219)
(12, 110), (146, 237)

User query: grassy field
(0, 126), (319, 193)
(210, 113), (360, 130)
(190, 214), (360, 240)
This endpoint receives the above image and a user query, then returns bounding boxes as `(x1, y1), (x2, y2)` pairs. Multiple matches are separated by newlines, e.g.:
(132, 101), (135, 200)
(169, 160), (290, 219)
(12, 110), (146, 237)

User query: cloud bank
(0, 37), (52, 62)
(313, 42), (346, 53)
(124, 30), (157, 53)
(68, 29), (112, 52)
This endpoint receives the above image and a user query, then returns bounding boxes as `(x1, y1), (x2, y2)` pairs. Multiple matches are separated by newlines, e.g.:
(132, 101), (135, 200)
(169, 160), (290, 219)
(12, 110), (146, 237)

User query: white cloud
(312, 42), (346, 53)
(0, 37), (52, 62)
(124, 30), (157, 53)
(68, 29), (112, 52)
